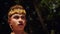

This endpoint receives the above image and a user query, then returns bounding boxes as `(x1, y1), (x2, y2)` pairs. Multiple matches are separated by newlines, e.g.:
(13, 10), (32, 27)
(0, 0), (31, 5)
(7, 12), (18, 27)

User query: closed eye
(13, 16), (19, 19)
(21, 16), (25, 19)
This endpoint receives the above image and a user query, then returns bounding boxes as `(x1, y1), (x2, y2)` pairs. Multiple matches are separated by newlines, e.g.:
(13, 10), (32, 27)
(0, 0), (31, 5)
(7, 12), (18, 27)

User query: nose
(19, 17), (22, 20)
(19, 21), (23, 24)
(18, 18), (23, 24)
(18, 21), (23, 25)
(18, 18), (22, 23)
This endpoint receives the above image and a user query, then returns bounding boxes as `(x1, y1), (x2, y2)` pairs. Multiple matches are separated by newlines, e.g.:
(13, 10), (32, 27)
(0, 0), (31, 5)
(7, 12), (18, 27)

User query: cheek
(23, 20), (26, 25)
(10, 19), (18, 25)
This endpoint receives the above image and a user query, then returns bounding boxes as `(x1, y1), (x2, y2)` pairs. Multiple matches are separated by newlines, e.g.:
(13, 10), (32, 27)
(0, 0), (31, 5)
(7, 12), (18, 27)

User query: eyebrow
(12, 14), (25, 17)
(9, 13), (25, 17)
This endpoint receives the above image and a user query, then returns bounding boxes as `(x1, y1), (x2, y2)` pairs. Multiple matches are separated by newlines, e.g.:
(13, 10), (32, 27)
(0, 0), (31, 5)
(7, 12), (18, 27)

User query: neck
(11, 30), (27, 34)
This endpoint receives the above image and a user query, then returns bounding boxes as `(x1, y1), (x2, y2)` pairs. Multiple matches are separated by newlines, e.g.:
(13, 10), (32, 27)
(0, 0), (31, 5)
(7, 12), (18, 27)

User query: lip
(18, 23), (23, 25)
(18, 22), (24, 26)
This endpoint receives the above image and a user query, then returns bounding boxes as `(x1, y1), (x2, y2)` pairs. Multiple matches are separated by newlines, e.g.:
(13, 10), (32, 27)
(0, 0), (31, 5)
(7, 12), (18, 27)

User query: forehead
(11, 14), (25, 17)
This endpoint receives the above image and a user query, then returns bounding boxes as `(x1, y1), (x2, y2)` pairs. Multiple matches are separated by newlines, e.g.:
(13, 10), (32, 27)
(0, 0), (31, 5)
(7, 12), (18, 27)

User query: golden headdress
(8, 5), (26, 18)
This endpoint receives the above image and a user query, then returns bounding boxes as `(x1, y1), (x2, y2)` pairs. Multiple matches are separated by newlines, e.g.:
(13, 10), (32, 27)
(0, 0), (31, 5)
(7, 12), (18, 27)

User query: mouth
(19, 23), (23, 25)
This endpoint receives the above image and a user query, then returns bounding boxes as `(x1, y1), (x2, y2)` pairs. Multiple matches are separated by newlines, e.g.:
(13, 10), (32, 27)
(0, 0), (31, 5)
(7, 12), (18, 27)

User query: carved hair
(8, 5), (26, 18)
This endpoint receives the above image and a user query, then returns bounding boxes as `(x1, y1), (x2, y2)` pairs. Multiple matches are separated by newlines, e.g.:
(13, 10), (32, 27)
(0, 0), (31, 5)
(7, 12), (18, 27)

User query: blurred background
(0, 0), (60, 34)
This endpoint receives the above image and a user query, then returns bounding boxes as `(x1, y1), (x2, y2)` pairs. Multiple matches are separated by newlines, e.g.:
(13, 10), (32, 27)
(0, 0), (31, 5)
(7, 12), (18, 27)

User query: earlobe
(10, 24), (13, 31)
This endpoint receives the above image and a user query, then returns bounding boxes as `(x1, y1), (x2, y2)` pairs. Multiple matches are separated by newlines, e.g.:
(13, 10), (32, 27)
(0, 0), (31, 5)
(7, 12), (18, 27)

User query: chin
(17, 27), (24, 31)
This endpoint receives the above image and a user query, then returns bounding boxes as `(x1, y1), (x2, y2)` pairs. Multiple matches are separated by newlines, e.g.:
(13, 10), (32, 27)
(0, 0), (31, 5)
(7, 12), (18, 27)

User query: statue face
(9, 14), (26, 31)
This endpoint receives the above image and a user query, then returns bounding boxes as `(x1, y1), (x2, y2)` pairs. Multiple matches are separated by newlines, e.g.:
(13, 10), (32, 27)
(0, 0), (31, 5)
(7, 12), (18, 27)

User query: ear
(10, 24), (13, 31)
(8, 18), (13, 29)
(8, 18), (11, 24)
